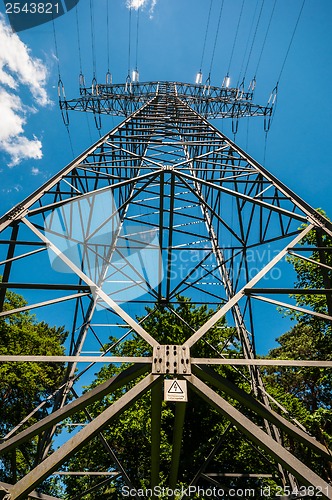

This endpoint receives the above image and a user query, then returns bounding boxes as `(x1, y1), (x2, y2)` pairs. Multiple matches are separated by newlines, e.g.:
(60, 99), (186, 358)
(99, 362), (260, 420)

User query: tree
(0, 289), (67, 489)
(264, 218), (332, 482)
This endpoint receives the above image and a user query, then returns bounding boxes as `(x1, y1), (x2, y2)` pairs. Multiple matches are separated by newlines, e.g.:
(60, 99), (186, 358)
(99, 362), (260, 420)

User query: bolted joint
(152, 345), (191, 375)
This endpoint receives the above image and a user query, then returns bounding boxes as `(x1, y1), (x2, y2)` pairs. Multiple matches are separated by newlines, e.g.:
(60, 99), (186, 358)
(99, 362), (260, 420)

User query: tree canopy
(0, 289), (67, 488)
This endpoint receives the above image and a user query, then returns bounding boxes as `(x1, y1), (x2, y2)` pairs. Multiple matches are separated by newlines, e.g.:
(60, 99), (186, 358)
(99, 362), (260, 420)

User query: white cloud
(0, 14), (49, 166)
(31, 166), (41, 175)
(126, 0), (158, 17)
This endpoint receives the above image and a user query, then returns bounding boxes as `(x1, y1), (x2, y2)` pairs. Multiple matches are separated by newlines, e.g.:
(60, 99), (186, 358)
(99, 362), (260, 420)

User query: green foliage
(0, 290), (67, 487)
(263, 215), (332, 482)
(267, 323), (332, 411)
(285, 210), (332, 330)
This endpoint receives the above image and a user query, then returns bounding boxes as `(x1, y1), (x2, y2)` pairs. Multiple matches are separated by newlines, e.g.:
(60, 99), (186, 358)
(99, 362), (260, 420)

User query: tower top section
(59, 80), (274, 120)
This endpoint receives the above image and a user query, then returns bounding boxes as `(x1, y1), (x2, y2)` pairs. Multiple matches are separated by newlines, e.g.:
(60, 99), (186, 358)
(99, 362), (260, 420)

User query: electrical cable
(243, 0), (264, 80)
(107, 0), (111, 73)
(227, 0), (245, 76)
(75, 3), (83, 76)
(66, 127), (75, 157)
(277, 0), (306, 84)
(199, 0), (213, 73)
(238, 0), (259, 85)
(265, 0), (305, 134)
(51, 17), (61, 79)
(263, 131), (268, 168)
(253, 0), (277, 78)
(52, 16), (75, 157)
(89, 0), (97, 77)
(208, 0), (225, 80)
(135, 7), (140, 71)
(128, 6), (132, 77)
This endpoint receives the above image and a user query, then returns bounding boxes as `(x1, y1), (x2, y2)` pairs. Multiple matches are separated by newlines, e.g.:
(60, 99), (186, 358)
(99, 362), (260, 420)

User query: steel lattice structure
(0, 81), (332, 500)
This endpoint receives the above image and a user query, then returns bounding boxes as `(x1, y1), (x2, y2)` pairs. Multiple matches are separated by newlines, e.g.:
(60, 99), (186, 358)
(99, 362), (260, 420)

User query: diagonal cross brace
(188, 374), (332, 499)
(0, 363), (149, 455)
(192, 364), (332, 462)
(10, 373), (161, 500)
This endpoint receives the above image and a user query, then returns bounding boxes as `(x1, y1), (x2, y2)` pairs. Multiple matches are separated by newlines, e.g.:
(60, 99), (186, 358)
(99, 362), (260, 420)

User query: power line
(135, 8), (140, 71)
(208, 0), (225, 80)
(277, 0), (306, 84)
(254, 0), (277, 78)
(128, 6), (132, 77)
(227, 0), (245, 76)
(51, 16), (61, 79)
(243, 0), (264, 79)
(75, 3), (83, 76)
(89, 0), (97, 77)
(199, 0), (213, 72)
(52, 16), (75, 157)
(238, 0), (259, 85)
(107, 0), (111, 74)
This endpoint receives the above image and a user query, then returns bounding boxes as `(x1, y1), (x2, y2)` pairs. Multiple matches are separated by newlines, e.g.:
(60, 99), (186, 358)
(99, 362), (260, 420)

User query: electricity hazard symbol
(164, 379), (188, 402)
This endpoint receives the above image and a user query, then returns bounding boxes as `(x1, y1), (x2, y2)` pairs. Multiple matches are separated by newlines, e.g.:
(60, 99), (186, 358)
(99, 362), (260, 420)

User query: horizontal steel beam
(245, 288), (332, 295)
(191, 358), (332, 367)
(0, 293), (90, 318)
(2, 356), (331, 367)
(52, 472), (118, 476)
(0, 356), (152, 363)
(206, 473), (274, 478)
(249, 295), (332, 322)
(0, 283), (90, 291)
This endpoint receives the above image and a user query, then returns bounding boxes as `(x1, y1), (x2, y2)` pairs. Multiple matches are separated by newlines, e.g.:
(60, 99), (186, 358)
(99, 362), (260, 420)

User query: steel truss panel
(1, 81), (332, 499)
(59, 80), (273, 119)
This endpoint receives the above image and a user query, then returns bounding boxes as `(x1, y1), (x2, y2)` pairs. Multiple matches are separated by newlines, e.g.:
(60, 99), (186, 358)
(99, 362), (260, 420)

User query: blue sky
(0, 0), (331, 352)
(0, 0), (331, 215)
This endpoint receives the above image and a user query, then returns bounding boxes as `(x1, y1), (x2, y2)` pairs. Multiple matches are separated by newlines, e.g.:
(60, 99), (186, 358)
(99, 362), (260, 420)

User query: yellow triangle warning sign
(164, 379), (187, 402)
(168, 380), (184, 394)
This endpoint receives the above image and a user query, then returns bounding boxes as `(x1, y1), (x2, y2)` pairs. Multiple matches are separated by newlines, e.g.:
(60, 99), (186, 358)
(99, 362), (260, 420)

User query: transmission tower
(1, 80), (332, 500)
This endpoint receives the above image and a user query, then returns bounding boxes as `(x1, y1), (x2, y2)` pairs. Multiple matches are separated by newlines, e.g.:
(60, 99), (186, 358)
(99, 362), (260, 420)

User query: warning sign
(164, 379), (188, 402)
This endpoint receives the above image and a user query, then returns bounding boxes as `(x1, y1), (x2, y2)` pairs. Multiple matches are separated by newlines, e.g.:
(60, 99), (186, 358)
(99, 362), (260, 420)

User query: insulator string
(199, 0), (213, 72)
(227, 0), (245, 76)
